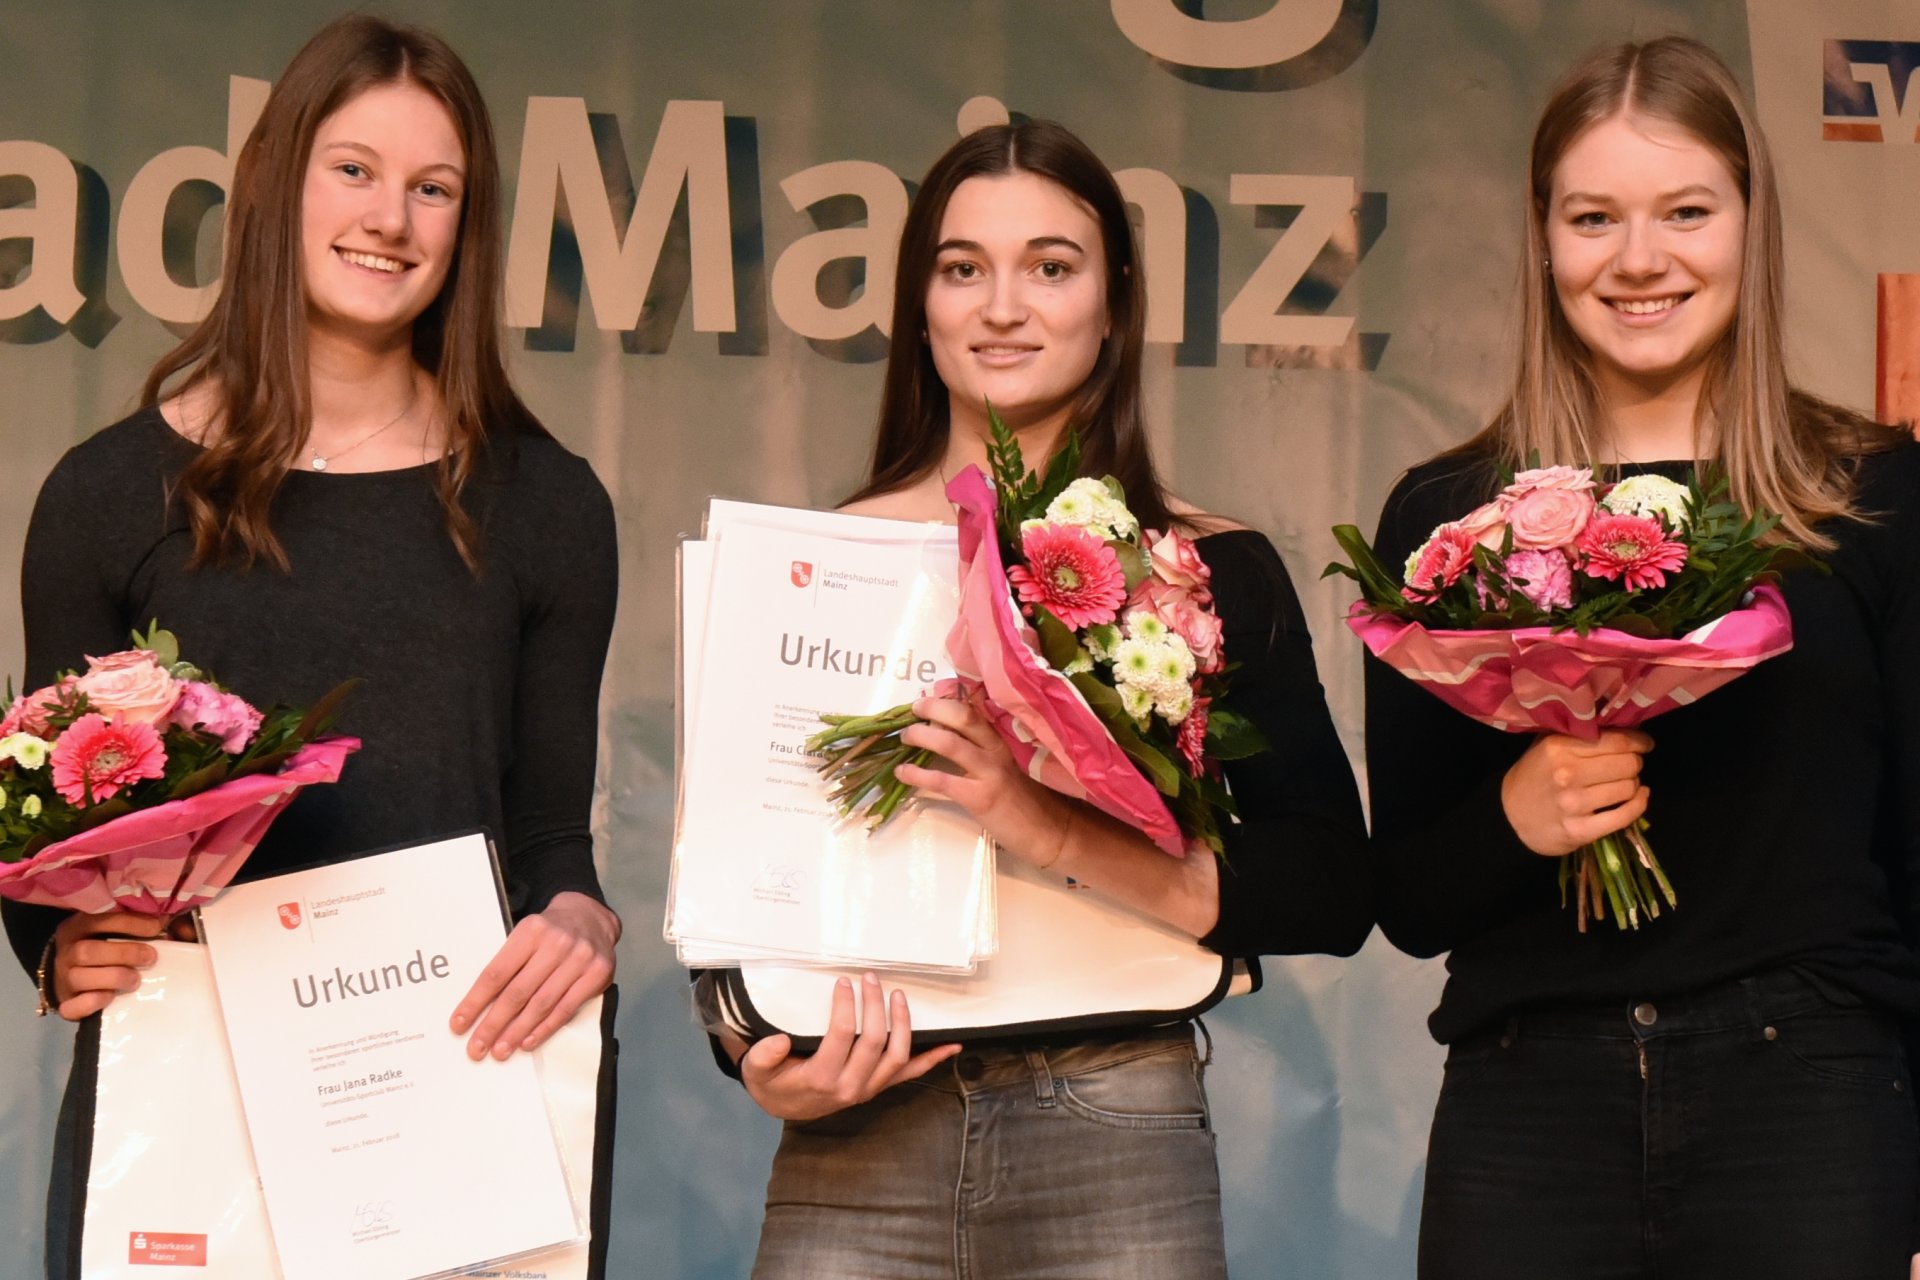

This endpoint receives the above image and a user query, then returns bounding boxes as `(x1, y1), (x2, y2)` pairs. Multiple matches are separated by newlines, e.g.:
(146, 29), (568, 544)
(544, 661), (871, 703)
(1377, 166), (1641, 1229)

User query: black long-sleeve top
(1367, 443), (1920, 1045)
(1195, 529), (1373, 960)
(4, 407), (618, 979)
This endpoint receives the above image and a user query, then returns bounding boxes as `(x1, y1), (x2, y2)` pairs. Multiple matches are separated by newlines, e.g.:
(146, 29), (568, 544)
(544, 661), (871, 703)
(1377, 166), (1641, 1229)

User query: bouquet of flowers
(0, 623), (356, 916)
(809, 409), (1267, 857)
(1328, 465), (1806, 930)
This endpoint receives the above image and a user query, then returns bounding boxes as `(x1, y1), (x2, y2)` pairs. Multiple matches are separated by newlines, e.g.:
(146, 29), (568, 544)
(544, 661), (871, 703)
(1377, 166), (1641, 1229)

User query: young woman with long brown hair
(1368, 37), (1920, 1279)
(6, 17), (619, 1274)
(713, 119), (1373, 1280)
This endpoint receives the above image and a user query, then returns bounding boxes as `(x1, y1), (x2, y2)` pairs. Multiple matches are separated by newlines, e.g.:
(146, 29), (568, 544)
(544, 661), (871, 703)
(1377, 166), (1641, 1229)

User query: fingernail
(450, 1014), (468, 1033)
(492, 1042), (513, 1061)
(835, 977), (851, 991)
(468, 1037), (486, 1058)
(522, 1035), (539, 1050)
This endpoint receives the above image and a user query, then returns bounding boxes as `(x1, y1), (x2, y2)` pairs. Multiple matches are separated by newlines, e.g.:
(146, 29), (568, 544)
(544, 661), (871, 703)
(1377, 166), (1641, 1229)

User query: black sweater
(4, 408), (618, 978)
(1194, 529), (1373, 960)
(1367, 444), (1920, 1044)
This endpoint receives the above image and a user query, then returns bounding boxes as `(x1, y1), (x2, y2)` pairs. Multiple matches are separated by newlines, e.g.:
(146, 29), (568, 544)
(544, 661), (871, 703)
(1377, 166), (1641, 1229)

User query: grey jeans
(751, 1022), (1228, 1280)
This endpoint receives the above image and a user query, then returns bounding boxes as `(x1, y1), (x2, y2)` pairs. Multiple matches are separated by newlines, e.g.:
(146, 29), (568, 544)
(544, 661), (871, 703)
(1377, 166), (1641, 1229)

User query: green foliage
(986, 400), (1082, 550)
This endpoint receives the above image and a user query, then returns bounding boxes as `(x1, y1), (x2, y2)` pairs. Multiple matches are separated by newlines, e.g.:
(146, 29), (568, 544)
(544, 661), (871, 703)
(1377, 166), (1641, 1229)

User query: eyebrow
(935, 235), (1088, 255)
(1558, 184), (1720, 207)
(319, 139), (466, 178)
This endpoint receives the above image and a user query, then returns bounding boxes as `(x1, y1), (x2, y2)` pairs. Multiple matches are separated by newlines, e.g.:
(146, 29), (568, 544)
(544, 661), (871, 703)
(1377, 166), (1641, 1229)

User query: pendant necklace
(308, 378), (419, 472)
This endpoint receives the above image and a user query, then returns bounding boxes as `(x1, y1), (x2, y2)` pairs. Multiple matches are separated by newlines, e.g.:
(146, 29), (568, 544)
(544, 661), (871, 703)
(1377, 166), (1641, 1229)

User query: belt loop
(1025, 1048), (1056, 1108)
(1741, 976), (1768, 1047)
(1194, 1016), (1215, 1068)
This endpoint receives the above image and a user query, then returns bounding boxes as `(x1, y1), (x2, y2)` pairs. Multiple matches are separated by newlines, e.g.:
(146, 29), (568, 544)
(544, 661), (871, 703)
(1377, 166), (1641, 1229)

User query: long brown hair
(842, 120), (1181, 534)
(145, 13), (544, 570)
(1473, 36), (1888, 549)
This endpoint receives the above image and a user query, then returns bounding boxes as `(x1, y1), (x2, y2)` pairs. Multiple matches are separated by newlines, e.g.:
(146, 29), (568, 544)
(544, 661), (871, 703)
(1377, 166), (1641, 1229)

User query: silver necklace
(308, 379), (419, 471)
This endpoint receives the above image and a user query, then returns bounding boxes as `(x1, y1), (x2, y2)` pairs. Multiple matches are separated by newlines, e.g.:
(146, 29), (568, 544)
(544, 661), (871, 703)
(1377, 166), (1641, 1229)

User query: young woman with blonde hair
(1369, 36), (1920, 1279)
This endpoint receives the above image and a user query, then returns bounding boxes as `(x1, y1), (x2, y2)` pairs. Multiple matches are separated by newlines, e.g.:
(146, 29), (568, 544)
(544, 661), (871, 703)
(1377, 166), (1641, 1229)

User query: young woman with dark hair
(1367, 37), (1920, 1279)
(7, 16), (619, 1273)
(724, 119), (1373, 1280)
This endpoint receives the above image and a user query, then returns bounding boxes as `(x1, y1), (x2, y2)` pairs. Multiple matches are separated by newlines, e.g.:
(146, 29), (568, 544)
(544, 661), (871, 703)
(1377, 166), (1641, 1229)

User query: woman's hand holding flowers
(1501, 730), (1652, 857)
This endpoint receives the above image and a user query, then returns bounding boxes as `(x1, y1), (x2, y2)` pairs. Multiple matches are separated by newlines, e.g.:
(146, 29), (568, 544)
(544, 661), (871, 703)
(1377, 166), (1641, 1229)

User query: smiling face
(300, 81), (466, 350)
(1545, 112), (1746, 410)
(923, 172), (1110, 444)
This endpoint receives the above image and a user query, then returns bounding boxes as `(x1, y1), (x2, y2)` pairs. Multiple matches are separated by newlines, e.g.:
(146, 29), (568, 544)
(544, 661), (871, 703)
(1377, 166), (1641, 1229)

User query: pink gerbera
(1008, 523), (1129, 630)
(1177, 693), (1212, 777)
(1578, 514), (1688, 591)
(1402, 523), (1478, 603)
(49, 714), (167, 806)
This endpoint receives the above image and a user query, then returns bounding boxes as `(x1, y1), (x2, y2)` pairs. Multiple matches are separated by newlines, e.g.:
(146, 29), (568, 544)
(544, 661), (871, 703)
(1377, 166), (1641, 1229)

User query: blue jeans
(1420, 968), (1919, 1280)
(751, 1022), (1227, 1280)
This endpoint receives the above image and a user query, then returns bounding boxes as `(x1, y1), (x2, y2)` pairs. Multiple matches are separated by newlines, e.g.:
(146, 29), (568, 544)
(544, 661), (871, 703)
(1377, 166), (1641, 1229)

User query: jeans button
(1632, 1002), (1658, 1027)
(956, 1054), (985, 1082)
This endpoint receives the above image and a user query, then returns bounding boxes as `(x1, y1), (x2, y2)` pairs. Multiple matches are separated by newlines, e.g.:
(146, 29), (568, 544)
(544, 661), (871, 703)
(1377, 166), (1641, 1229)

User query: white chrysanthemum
(0, 733), (49, 770)
(1125, 610), (1170, 643)
(1112, 637), (1159, 686)
(1155, 682), (1194, 725)
(20, 795), (41, 819)
(1063, 647), (1094, 676)
(1082, 623), (1121, 661)
(1120, 682), (1155, 727)
(1044, 478), (1140, 540)
(1151, 634), (1197, 690)
(1602, 475), (1690, 528)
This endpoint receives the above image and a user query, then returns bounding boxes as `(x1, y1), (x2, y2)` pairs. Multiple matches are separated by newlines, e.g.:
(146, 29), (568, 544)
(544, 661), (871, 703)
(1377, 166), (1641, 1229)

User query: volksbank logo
(1823, 39), (1920, 143)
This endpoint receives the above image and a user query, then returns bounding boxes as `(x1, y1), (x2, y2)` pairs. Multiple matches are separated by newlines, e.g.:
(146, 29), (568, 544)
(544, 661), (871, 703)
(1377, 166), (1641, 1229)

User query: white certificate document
(669, 505), (993, 972)
(197, 833), (579, 1280)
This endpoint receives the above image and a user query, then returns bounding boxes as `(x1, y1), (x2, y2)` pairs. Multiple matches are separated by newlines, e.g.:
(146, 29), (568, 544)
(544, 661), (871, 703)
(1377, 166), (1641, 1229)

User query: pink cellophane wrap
(0, 737), (359, 915)
(1347, 584), (1792, 740)
(944, 467), (1186, 856)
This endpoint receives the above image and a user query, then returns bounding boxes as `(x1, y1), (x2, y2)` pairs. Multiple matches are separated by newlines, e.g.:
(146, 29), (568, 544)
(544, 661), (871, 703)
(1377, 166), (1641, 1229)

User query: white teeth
(339, 250), (405, 273)
(1613, 296), (1681, 315)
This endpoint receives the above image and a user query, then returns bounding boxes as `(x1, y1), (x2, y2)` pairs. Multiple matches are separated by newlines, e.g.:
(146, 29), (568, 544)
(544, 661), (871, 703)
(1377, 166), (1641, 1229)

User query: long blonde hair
(1472, 36), (1888, 549)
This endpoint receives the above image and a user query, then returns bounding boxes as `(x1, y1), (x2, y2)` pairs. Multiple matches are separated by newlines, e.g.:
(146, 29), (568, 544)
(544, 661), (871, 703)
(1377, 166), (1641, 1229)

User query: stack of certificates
(667, 500), (998, 974)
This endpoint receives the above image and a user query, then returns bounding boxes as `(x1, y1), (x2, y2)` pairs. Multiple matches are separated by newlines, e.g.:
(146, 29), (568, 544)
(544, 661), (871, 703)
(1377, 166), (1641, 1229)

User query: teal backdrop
(0, 2), (1911, 1275)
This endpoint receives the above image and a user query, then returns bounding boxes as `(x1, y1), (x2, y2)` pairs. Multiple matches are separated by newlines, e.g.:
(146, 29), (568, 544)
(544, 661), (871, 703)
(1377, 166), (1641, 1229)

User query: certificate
(668, 503), (994, 972)
(197, 832), (579, 1280)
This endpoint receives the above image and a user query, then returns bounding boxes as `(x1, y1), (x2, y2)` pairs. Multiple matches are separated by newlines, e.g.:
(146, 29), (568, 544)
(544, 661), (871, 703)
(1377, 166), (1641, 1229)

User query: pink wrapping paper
(1347, 584), (1792, 739)
(0, 737), (358, 915)
(944, 467), (1187, 857)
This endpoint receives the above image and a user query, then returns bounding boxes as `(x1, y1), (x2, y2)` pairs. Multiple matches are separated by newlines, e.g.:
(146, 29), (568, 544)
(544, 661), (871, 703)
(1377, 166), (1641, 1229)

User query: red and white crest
(790, 561), (813, 587)
(277, 902), (302, 930)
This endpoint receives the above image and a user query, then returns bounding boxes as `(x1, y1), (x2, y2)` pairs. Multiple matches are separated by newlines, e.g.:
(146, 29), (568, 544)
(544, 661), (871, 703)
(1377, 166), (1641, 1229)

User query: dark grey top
(4, 407), (618, 977)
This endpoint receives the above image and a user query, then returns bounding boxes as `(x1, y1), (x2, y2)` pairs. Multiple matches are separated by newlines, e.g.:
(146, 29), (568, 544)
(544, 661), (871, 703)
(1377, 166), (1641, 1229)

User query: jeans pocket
(1770, 1009), (1909, 1095)
(1055, 1044), (1210, 1131)
(1436, 1034), (1508, 1101)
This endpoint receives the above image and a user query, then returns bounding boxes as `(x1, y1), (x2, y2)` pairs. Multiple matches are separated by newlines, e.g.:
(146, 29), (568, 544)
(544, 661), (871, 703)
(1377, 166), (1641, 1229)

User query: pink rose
(169, 681), (264, 753)
(1131, 579), (1226, 675)
(72, 650), (182, 727)
(1402, 523), (1478, 603)
(1457, 499), (1511, 550)
(1144, 529), (1214, 605)
(1505, 487), (1594, 551)
(1503, 549), (1575, 610)
(1, 677), (75, 737)
(1500, 465), (1596, 502)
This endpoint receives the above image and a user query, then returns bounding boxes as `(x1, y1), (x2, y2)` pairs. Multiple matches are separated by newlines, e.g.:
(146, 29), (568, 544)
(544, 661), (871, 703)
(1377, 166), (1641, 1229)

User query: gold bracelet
(1036, 806), (1074, 873)
(34, 936), (56, 1018)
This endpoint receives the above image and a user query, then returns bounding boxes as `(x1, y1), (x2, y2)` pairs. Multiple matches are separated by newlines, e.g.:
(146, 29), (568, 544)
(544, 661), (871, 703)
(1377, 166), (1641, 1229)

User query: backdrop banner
(0, 3), (1907, 1276)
